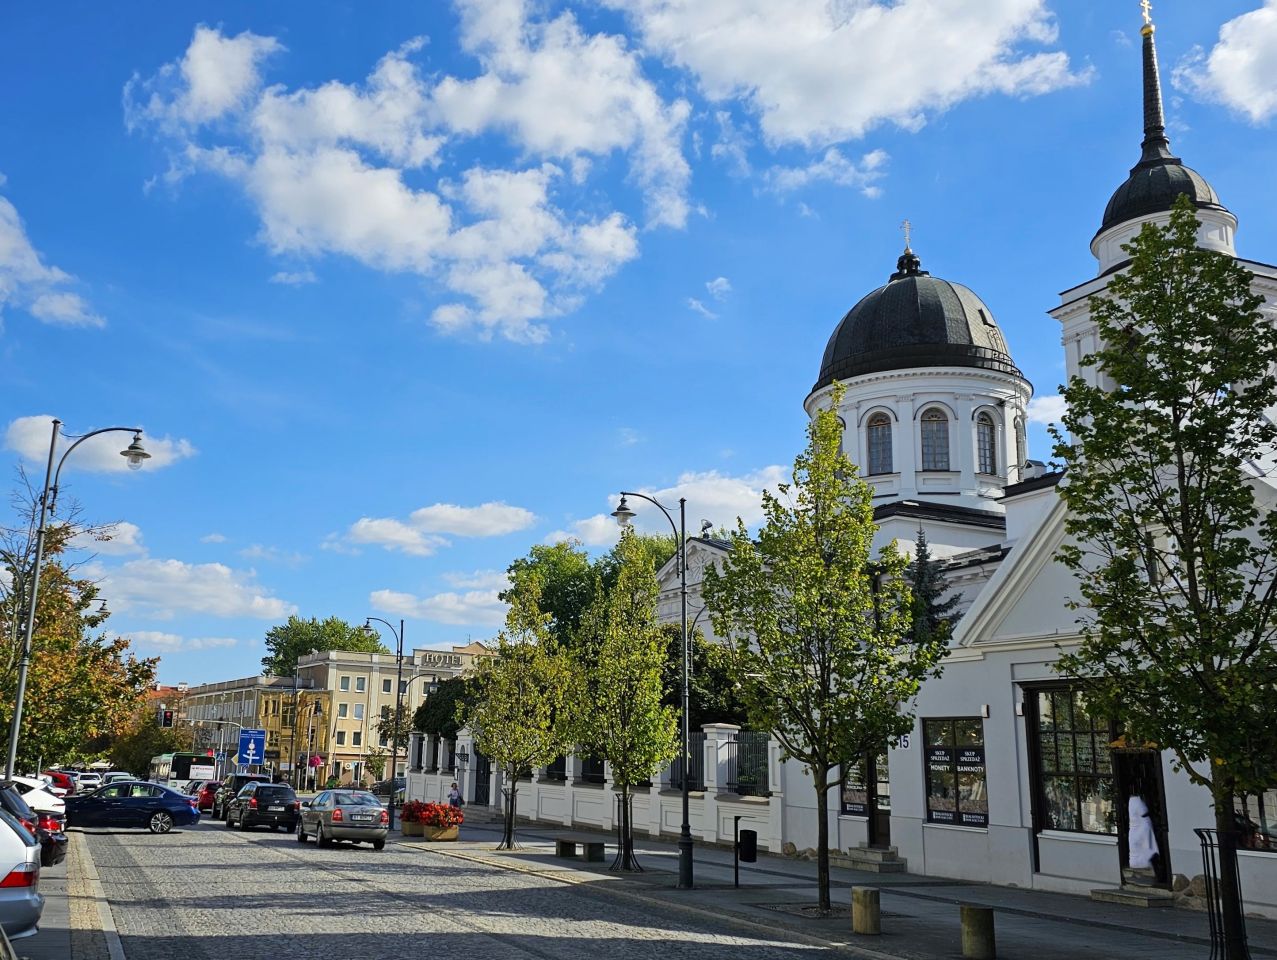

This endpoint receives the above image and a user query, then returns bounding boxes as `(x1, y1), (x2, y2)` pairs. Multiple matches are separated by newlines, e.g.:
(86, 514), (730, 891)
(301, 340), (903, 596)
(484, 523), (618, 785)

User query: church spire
(1137, 1), (1175, 165)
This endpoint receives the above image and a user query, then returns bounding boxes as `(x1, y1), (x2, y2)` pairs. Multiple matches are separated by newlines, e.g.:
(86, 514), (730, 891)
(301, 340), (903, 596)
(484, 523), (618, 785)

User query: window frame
(866, 412), (893, 476)
(355, 677), (366, 693)
(353, 703), (365, 721)
(1024, 683), (1118, 837)
(337, 702), (349, 719)
(339, 676), (351, 692)
(335, 731), (346, 746)
(923, 717), (988, 828)
(382, 679), (392, 694)
(920, 408), (951, 471)
(976, 412), (998, 476)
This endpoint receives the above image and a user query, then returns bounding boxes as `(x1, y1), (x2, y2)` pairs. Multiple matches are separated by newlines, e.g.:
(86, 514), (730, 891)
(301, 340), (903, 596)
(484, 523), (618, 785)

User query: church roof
(812, 248), (1024, 393)
(1097, 19), (1228, 236)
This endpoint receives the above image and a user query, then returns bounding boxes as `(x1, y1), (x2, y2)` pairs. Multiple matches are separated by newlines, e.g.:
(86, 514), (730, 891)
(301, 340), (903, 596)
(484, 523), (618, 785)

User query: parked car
(75, 772), (102, 791)
(64, 780), (199, 834)
(40, 771), (75, 797)
(100, 772), (133, 786)
(297, 789), (387, 850)
(370, 776), (406, 798)
(211, 774), (271, 821)
(5, 778), (65, 818)
(225, 782), (300, 832)
(190, 781), (218, 813)
(0, 785), (66, 868)
(0, 807), (44, 941)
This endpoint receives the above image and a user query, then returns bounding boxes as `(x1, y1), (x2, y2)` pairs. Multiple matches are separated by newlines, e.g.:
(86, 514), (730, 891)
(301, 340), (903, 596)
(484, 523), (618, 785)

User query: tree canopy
(260, 615), (388, 676)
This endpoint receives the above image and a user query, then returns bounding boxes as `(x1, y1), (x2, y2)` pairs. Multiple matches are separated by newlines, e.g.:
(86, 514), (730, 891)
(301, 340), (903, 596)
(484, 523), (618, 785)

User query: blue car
(65, 780), (199, 833)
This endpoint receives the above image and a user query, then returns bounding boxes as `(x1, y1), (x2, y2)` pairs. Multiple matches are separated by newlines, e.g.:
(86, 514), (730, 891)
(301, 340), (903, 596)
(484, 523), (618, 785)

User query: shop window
(924, 718), (988, 827)
(1235, 789), (1277, 852)
(921, 409), (950, 471)
(867, 414), (893, 475)
(977, 413), (998, 475)
(1030, 686), (1116, 835)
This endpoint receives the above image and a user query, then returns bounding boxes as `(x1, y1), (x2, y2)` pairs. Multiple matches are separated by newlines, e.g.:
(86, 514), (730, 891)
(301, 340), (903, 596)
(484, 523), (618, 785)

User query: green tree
(260, 615), (388, 676)
(110, 711), (187, 778)
(501, 541), (596, 644)
(363, 747), (387, 782)
(575, 531), (679, 870)
(703, 383), (945, 912)
(660, 624), (749, 729)
(413, 677), (472, 741)
(1052, 196), (1277, 957)
(907, 528), (961, 646)
(463, 577), (573, 849)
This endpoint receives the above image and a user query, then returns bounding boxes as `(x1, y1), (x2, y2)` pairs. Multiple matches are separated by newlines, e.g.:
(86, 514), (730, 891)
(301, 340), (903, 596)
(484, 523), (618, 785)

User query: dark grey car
(296, 790), (387, 850)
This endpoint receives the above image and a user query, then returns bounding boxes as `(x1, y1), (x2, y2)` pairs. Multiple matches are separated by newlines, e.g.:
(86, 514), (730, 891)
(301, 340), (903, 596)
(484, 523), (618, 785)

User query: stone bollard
(960, 904), (996, 959)
(851, 886), (881, 936)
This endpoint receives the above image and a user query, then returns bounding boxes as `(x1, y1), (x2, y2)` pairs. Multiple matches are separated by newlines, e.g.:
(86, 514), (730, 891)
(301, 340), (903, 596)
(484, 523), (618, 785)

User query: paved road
(81, 822), (825, 959)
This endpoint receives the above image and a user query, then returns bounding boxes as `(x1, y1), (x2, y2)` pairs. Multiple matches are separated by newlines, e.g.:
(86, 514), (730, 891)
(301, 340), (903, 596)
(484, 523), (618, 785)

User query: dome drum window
(920, 409), (950, 472)
(867, 414), (893, 476)
(977, 412), (998, 476)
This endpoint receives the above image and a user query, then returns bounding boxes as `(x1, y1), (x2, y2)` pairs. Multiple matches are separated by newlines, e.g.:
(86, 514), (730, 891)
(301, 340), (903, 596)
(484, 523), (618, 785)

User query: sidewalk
(19, 832), (115, 960)
(409, 819), (1277, 960)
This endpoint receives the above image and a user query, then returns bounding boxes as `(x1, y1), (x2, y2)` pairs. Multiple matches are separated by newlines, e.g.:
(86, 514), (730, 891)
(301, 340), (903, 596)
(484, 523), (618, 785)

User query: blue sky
(3, 1), (1275, 685)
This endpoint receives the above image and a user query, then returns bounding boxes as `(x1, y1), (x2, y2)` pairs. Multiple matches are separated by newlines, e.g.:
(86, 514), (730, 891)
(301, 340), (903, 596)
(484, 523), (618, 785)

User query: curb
(70, 832), (127, 960)
(395, 838), (909, 960)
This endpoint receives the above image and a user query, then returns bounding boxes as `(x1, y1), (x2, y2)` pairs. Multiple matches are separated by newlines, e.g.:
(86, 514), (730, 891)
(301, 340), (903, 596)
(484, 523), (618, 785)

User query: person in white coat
(1128, 795), (1160, 870)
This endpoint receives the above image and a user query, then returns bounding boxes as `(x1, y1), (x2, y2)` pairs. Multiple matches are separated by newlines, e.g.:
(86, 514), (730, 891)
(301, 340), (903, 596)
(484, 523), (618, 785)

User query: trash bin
(739, 828), (758, 863)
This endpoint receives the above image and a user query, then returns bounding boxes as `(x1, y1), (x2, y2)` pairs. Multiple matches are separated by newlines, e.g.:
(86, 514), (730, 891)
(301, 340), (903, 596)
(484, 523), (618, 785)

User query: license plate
(269, 806), (284, 811)
(353, 813), (374, 821)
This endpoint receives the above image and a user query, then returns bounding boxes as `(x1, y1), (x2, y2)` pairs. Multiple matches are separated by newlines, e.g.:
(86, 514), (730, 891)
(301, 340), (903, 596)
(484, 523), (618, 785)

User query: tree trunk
(499, 777), (519, 851)
(814, 767), (831, 913)
(1213, 799), (1251, 959)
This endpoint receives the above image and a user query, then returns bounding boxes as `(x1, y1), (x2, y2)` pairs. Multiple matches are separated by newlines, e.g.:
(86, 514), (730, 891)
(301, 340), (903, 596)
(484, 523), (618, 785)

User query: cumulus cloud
(97, 558), (296, 619)
(768, 147), (889, 196)
(5, 416), (196, 473)
(1173, 2), (1277, 124)
(70, 521), (145, 556)
(442, 569), (510, 591)
(126, 631), (240, 652)
(706, 276), (731, 300)
(347, 518), (448, 557)
(239, 543), (307, 566)
(200, 533), (227, 543)
(409, 501), (536, 536)
(0, 196), (104, 328)
(606, 0), (1087, 146)
(1027, 394), (1067, 425)
(370, 586), (507, 627)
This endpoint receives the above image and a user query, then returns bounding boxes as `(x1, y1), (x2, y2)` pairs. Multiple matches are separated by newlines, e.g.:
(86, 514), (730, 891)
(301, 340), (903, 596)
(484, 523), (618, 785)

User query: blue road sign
(238, 729), (267, 768)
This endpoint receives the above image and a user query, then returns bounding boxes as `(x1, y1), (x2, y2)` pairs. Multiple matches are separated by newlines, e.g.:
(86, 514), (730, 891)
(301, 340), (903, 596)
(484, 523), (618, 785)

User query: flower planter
(423, 824), (459, 842)
(401, 820), (424, 837)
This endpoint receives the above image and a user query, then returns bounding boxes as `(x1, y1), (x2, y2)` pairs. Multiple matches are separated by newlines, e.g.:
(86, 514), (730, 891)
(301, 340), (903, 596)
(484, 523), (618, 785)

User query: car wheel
(238, 811), (251, 831)
(149, 810), (174, 834)
(224, 808), (235, 826)
(372, 839), (385, 851)
(296, 821), (308, 843)
(317, 822), (332, 848)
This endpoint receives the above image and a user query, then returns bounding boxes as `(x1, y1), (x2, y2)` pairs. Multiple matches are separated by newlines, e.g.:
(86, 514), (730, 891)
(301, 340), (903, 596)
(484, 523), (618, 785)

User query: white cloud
(5, 416), (196, 474)
(98, 558), (296, 619)
(606, 0), (1087, 146)
(0, 196), (104, 329)
(269, 269), (316, 285)
(706, 276), (731, 300)
(1027, 394), (1066, 425)
(409, 501), (536, 536)
(370, 586), (507, 627)
(442, 569), (510, 591)
(687, 297), (718, 319)
(347, 518), (448, 557)
(70, 521), (145, 556)
(239, 544), (307, 566)
(126, 630), (240, 652)
(710, 110), (752, 175)
(200, 533), (227, 544)
(1173, 2), (1277, 124)
(768, 147), (889, 196)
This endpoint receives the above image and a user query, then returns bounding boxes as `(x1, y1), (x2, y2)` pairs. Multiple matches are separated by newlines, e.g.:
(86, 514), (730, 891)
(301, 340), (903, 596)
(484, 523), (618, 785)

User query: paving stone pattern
(82, 823), (822, 959)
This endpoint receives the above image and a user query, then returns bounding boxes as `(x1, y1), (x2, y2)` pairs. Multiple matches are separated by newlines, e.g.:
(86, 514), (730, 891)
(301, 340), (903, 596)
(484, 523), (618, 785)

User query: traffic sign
(238, 729), (266, 768)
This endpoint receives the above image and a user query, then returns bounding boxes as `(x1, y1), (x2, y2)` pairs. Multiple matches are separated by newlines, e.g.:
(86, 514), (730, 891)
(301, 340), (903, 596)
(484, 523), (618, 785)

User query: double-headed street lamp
(6, 419), (150, 780)
(363, 617), (405, 828)
(611, 491), (694, 889)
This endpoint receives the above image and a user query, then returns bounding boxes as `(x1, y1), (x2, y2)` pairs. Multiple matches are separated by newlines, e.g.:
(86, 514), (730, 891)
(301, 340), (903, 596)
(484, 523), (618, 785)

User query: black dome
(812, 250), (1023, 394)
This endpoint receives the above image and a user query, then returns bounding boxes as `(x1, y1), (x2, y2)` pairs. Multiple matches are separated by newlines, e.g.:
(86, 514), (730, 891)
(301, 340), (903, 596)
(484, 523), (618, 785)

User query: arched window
(977, 412), (998, 475)
(920, 408), (950, 471)
(867, 414), (892, 475)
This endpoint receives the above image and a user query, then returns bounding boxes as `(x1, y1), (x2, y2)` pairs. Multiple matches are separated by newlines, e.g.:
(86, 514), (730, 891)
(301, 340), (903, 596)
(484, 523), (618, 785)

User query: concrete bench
(554, 833), (609, 862)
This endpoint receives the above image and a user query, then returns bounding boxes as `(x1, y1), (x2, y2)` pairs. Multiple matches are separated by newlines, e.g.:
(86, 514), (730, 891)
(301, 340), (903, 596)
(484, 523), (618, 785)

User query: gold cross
(1140, 0), (1153, 25)
(901, 218), (913, 251)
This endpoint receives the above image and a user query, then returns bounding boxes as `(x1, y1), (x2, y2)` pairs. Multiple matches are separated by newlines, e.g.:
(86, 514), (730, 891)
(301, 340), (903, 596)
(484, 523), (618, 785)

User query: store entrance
(1114, 748), (1171, 887)
(868, 751), (892, 848)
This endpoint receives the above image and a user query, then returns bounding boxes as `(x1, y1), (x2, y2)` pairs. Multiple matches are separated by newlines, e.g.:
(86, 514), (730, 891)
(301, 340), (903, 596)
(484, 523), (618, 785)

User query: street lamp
(611, 491), (694, 889)
(364, 617), (405, 829)
(6, 419), (150, 779)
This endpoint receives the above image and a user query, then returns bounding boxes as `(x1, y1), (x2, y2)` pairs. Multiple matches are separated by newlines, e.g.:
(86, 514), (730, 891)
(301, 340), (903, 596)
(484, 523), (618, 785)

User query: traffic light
(159, 709), (174, 728)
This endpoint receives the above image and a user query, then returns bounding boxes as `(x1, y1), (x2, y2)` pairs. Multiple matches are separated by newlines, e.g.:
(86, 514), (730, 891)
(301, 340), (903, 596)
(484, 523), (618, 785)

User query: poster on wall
(842, 759), (868, 816)
(924, 719), (988, 827)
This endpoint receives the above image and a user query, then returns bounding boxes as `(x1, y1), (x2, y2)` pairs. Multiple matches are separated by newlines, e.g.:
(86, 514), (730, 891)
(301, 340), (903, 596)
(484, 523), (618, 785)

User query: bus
(149, 751), (217, 788)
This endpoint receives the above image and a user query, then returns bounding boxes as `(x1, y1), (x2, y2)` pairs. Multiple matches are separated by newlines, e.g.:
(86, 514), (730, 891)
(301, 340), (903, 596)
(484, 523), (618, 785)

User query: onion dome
(812, 247), (1023, 393)
(1097, 17), (1228, 236)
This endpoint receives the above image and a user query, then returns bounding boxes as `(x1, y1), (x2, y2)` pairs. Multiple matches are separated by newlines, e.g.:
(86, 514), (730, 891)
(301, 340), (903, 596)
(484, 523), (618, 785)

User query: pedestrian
(448, 782), (464, 808)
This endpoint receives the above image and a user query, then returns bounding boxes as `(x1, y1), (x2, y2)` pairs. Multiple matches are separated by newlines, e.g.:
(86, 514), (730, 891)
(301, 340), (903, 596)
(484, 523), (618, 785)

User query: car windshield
(332, 791), (380, 806)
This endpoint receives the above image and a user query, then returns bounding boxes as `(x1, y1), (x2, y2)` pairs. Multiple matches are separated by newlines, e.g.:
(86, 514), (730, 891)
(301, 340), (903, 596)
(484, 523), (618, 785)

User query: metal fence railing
(670, 732), (707, 791)
(726, 732), (770, 796)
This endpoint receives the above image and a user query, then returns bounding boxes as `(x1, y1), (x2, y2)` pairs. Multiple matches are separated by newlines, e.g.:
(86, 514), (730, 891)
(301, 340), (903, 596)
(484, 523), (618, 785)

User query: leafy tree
(501, 541), (596, 644)
(703, 383), (946, 912)
(260, 615), (388, 676)
(374, 703), (411, 753)
(575, 531), (680, 870)
(1052, 196), (1277, 957)
(363, 747), (387, 782)
(660, 624), (749, 729)
(413, 677), (472, 740)
(109, 709), (187, 778)
(907, 528), (961, 646)
(463, 577), (573, 849)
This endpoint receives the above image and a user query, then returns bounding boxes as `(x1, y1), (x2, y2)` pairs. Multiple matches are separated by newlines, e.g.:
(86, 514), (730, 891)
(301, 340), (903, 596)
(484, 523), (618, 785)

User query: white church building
(408, 12), (1276, 917)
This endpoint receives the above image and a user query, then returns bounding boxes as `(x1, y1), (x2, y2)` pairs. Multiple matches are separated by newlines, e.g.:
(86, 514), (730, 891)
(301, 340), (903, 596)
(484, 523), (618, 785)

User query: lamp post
(364, 617), (405, 828)
(611, 491), (694, 889)
(6, 419), (150, 780)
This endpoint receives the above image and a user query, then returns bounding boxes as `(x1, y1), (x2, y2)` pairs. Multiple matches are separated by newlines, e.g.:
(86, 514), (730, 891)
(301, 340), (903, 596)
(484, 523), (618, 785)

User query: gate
(473, 751), (491, 807)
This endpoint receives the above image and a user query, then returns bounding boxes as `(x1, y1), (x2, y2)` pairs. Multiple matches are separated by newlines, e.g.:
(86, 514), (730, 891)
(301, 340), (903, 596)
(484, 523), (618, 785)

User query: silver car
(296, 790), (387, 850)
(0, 808), (43, 940)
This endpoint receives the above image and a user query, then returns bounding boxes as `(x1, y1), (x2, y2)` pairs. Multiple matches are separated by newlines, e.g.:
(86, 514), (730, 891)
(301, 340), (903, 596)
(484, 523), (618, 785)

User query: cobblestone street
(80, 823), (824, 959)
